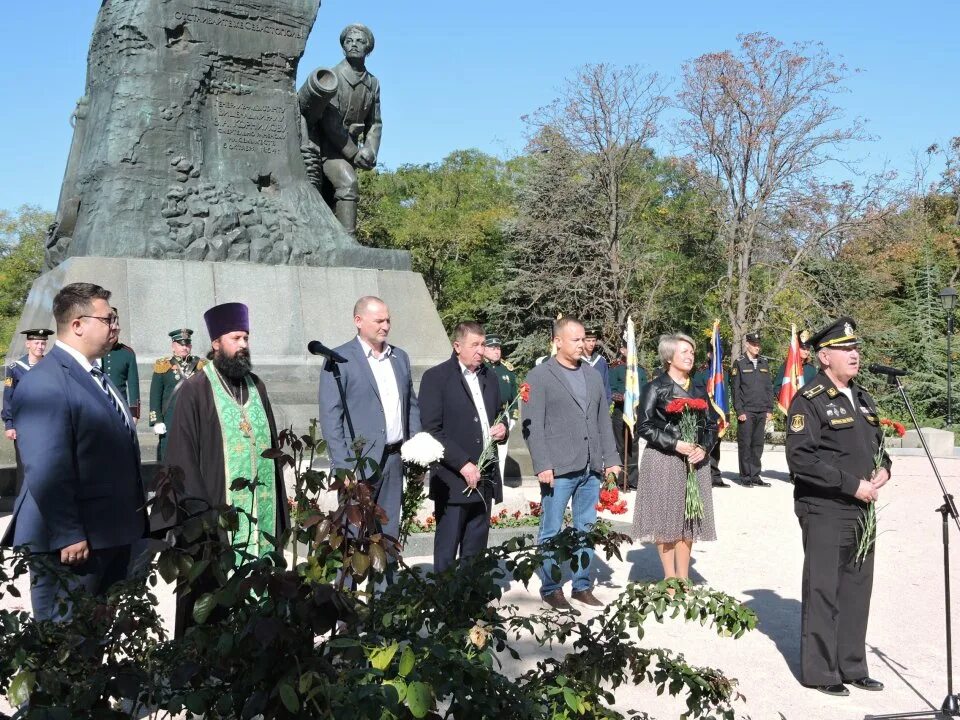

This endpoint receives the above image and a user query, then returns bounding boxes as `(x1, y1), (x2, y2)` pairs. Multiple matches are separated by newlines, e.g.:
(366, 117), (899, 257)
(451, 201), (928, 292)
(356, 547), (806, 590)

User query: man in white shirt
(318, 296), (421, 567)
(418, 322), (507, 573)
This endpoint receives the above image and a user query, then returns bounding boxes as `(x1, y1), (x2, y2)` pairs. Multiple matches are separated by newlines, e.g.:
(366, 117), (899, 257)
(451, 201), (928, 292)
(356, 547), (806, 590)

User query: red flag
(776, 324), (803, 414)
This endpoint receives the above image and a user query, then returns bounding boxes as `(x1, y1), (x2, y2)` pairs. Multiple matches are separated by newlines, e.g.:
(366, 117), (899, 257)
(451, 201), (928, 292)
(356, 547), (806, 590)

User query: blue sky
(1, 0), (957, 212)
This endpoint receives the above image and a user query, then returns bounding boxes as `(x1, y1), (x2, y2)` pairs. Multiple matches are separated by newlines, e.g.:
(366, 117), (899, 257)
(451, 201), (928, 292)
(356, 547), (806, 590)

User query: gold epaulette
(502, 359), (515, 371)
(197, 358), (208, 369)
(154, 358), (172, 373)
(802, 384), (825, 399)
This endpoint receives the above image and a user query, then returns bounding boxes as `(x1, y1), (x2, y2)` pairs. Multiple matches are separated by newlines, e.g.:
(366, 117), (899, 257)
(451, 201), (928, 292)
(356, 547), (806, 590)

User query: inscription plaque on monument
(47, 0), (407, 271)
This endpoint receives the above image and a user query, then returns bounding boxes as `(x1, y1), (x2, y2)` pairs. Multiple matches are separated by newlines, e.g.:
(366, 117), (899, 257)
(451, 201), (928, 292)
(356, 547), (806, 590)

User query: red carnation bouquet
(855, 417), (906, 564)
(665, 396), (709, 521)
(596, 475), (628, 514)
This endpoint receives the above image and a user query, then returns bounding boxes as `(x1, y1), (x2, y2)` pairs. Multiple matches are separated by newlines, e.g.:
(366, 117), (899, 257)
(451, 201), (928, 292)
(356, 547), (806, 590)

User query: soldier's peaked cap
(21, 328), (53, 340)
(168, 328), (193, 343)
(484, 334), (502, 347)
(809, 316), (861, 350)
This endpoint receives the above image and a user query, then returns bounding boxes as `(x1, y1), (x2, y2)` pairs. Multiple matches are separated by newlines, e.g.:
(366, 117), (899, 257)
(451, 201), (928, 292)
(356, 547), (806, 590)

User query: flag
(623, 316), (640, 431)
(707, 320), (729, 438)
(776, 324), (803, 414)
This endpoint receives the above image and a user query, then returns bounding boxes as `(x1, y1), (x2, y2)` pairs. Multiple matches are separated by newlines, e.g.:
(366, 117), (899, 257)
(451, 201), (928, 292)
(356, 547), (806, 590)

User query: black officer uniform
(786, 317), (890, 694)
(730, 332), (773, 486)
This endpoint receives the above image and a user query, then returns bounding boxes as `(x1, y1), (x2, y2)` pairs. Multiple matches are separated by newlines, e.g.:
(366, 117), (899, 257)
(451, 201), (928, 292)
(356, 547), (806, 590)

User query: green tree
(357, 150), (516, 329)
(0, 206), (50, 354)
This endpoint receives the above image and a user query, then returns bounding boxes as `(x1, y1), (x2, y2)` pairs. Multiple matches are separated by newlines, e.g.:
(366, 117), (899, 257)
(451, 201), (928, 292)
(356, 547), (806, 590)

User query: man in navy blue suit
(1, 283), (145, 620)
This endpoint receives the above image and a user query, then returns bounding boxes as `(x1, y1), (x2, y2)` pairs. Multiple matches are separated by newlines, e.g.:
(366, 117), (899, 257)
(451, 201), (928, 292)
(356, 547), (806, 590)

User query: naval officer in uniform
(149, 328), (206, 461)
(3, 328), (53, 492)
(3, 329), (53, 441)
(731, 331), (774, 486)
(786, 317), (889, 696)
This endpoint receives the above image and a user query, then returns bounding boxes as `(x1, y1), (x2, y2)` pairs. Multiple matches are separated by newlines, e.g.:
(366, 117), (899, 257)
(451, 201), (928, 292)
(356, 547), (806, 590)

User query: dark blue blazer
(1, 344), (145, 552)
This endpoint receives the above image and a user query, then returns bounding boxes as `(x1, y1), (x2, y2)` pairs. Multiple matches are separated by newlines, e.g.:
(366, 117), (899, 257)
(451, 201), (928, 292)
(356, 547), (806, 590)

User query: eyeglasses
(79, 314), (120, 328)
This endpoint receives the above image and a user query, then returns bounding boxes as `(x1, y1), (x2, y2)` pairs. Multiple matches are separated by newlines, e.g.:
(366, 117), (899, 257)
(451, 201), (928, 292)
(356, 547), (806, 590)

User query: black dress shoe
(815, 683), (850, 696)
(712, 479), (730, 488)
(846, 677), (884, 691)
(752, 478), (771, 487)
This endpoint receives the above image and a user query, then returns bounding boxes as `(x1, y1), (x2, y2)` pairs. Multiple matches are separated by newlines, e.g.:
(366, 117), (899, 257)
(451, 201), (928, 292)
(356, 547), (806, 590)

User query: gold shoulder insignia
(154, 358), (171, 373)
(3, 377), (12, 388)
(802, 384), (825, 399)
(731, 366), (738, 376)
(502, 360), (515, 372)
(826, 387), (839, 398)
(790, 414), (805, 432)
(196, 359), (208, 369)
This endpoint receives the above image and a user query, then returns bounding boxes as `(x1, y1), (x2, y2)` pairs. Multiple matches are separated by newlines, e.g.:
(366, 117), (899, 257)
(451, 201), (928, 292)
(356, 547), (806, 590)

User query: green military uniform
(150, 329), (206, 460)
(483, 334), (518, 412)
(103, 342), (140, 417)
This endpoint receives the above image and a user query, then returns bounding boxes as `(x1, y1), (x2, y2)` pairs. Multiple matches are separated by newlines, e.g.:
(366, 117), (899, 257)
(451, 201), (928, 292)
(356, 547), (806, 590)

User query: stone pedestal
(8, 257), (451, 436)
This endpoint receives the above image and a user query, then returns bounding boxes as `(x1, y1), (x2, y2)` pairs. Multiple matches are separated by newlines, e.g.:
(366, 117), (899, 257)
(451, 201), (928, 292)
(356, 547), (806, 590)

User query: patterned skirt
(632, 445), (717, 543)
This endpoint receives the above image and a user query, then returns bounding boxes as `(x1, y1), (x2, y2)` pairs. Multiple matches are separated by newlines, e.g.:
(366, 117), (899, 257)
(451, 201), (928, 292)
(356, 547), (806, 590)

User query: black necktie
(90, 366), (134, 437)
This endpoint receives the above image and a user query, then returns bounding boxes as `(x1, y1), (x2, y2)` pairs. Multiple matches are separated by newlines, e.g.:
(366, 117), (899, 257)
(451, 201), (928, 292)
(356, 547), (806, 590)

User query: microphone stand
(322, 357), (368, 484)
(867, 374), (960, 719)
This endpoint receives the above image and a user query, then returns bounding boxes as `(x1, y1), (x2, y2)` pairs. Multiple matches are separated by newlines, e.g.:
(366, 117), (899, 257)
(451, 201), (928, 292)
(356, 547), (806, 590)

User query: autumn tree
(518, 64), (668, 334)
(676, 32), (894, 357)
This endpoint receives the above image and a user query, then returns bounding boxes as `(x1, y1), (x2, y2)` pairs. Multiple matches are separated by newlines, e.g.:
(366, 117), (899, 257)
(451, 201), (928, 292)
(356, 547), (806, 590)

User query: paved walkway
(2, 445), (959, 719)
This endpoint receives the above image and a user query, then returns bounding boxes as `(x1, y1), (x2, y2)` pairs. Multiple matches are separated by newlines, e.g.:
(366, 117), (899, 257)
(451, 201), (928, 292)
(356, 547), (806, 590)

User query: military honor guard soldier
(149, 328), (207, 460)
(730, 331), (774, 487)
(103, 307), (141, 421)
(483, 333), (518, 481)
(785, 317), (889, 696)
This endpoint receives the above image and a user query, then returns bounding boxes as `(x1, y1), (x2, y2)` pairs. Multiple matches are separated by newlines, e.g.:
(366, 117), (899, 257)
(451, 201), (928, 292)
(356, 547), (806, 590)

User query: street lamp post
(940, 287), (957, 426)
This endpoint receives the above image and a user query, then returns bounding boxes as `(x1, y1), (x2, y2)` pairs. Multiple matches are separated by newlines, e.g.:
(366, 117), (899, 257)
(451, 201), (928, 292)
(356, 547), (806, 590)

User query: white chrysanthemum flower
(401, 432), (444, 467)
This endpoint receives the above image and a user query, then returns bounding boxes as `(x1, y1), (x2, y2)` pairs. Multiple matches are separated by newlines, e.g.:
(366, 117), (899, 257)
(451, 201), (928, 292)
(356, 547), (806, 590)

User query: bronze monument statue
(46, 1), (405, 271)
(300, 24), (382, 235)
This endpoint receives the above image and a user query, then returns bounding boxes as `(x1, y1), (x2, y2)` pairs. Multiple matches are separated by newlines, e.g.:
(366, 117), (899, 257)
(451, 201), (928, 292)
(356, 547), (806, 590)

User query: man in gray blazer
(522, 316), (621, 609)
(319, 296), (421, 554)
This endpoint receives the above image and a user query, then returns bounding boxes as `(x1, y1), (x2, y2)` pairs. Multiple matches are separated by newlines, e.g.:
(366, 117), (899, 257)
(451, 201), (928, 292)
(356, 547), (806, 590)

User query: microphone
(307, 340), (348, 364)
(868, 363), (909, 377)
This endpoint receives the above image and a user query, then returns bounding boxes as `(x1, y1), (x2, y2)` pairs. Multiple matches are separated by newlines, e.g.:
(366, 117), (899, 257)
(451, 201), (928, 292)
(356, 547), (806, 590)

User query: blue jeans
(537, 468), (601, 597)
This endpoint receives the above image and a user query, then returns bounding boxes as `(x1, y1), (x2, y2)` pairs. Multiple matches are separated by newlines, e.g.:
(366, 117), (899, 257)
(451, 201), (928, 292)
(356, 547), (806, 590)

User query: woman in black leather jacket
(632, 333), (718, 582)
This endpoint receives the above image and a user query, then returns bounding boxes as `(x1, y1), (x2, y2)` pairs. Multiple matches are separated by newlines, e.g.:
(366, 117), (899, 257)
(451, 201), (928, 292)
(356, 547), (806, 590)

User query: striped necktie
(90, 365), (134, 436)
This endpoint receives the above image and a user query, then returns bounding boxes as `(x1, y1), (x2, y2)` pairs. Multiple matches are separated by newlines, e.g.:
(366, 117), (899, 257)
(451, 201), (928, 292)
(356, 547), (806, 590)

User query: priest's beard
(213, 348), (252, 380)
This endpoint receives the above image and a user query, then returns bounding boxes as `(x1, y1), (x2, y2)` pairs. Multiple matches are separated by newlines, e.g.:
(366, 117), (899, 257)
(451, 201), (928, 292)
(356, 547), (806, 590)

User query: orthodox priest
(157, 302), (289, 637)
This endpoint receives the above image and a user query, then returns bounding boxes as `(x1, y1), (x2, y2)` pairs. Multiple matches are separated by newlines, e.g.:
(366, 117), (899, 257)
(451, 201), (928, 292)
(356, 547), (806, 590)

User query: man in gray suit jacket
(318, 296), (421, 554)
(522, 317), (620, 610)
